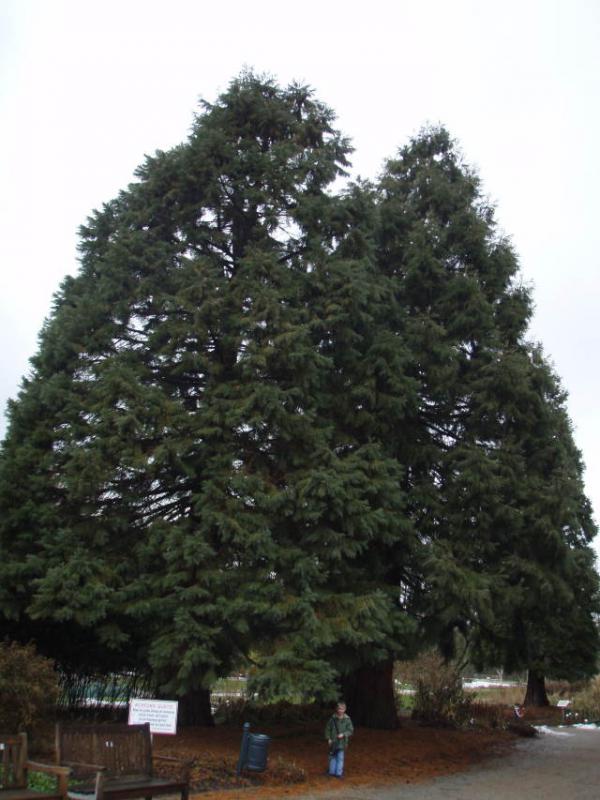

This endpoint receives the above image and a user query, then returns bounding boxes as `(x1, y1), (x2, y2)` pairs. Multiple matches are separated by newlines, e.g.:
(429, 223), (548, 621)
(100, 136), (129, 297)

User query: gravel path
(294, 725), (600, 800)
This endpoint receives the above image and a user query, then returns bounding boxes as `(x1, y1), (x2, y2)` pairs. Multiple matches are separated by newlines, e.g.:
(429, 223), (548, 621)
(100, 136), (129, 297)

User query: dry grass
(465, 685), (525, 707)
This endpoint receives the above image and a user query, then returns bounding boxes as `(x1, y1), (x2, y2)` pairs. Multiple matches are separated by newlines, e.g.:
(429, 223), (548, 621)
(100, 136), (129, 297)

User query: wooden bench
(1, 733), (70, 800)
(54, 724), (190, 800)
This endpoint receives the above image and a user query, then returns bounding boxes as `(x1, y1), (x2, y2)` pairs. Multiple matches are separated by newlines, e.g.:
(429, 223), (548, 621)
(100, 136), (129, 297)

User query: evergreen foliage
(0, 75), (597, 724)
(0, 74), (418, 709)
(375, 128), (599, 693)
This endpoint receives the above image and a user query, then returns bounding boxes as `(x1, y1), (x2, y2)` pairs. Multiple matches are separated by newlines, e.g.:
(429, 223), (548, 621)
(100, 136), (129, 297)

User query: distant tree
(468, 352), (599, 706)
(374, 127), (599, 706)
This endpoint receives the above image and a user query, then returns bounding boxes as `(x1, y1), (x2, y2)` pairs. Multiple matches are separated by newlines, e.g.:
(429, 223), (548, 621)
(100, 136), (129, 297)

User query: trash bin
(236, 722), (271, 774)
(246, 732), (270, 771)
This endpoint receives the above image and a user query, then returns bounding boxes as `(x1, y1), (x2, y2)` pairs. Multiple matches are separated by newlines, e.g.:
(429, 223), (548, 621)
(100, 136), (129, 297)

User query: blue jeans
(329, 748), (345, 776)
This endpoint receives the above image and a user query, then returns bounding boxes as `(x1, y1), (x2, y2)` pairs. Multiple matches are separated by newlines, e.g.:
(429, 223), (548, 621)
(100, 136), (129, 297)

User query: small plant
(268, 757), (306, 784)
(27, 772), (58, 792)
(0, 641), (59, 732)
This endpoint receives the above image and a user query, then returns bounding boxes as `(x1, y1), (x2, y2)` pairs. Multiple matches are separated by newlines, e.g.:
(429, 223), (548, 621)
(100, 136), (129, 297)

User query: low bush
(0, 641), (59, 732)
(396, 650), (473, 727)
(570, 676), (600, 721)
(469, 702), (508, 729)
(213, 698), (325, 726)
(267, 757), (307, 784)
(27, 772), (59, 792)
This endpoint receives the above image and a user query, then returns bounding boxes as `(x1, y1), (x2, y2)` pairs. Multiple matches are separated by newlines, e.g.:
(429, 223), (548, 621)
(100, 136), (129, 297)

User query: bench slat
(55, 725), (189, 800)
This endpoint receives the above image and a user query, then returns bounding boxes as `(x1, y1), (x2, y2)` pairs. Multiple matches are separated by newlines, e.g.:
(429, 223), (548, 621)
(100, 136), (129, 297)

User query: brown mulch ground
(153, 718), (518, 800)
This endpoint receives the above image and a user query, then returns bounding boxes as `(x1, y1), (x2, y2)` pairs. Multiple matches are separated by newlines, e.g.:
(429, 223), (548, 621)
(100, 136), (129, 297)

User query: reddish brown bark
(341, 659), (399, 729)
(178, 687), (215, 726)
(523, 669), (549, 707)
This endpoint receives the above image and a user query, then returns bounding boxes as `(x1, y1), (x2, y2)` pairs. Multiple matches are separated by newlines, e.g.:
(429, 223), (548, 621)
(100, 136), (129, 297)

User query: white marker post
(556, 698), (571, 723)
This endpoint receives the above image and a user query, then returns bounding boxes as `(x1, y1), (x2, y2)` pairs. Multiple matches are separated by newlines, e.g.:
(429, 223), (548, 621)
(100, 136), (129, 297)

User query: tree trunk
(178, 687), (214, 726)
(523, 668), (549, 707)
(341, 659), (399, 729)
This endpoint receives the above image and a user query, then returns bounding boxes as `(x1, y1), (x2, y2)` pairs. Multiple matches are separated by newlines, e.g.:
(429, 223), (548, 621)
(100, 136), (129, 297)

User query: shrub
(268, 757), (306, 784)
(212, 697), (248, 725)
(570, 676), (600, 721)
(0, 641), (59, 732)
(396, 650), (473, 727)
(469, 701), (508, 729)
(212, 698), (324, 726)
(26, 772), (59, 792)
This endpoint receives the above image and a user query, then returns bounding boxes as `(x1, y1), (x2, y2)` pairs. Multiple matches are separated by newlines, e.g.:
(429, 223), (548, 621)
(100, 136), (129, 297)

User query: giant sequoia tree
(374, 128), (533, 658)
(468, 352), (599, 705)
(0, 77), (597, 727)
(375, 128), (599, 702)
(0, 74), (418, 725)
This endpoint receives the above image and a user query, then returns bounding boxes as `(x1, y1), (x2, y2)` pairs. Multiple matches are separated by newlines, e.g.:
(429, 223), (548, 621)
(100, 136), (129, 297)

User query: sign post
(128, 699), (179, 735)
(556, 698), (571, 723)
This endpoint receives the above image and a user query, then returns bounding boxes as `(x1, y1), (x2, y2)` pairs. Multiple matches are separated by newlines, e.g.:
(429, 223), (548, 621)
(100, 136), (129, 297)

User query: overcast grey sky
(1, 0), (599, 548)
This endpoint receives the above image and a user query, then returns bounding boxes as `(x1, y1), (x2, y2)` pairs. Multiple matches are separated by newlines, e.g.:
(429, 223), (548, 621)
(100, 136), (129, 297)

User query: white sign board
(128, 699), (178, 735)
(556, 699), (571, 708)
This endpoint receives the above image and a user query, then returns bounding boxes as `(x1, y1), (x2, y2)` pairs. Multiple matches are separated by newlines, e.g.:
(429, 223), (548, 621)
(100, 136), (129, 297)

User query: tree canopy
(0, 73), (597, 726)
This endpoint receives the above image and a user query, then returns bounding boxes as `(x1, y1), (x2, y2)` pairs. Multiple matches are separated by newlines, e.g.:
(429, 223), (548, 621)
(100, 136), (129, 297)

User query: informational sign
(556, 699), (571, 708)
(128, 699), (178, 735)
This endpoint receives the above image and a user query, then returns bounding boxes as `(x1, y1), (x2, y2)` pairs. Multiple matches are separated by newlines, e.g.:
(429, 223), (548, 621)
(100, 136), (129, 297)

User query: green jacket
(325, 713), (354, 750)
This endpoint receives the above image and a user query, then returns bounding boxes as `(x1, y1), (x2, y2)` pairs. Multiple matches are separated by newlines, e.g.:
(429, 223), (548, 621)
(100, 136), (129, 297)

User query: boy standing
(325, 701), (353, 778)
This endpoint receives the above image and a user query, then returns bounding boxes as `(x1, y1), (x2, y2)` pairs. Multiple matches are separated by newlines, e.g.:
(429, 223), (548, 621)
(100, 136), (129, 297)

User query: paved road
(295, 725), (600, 799)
